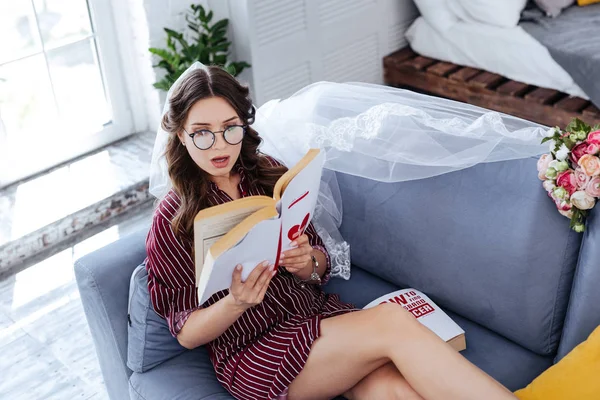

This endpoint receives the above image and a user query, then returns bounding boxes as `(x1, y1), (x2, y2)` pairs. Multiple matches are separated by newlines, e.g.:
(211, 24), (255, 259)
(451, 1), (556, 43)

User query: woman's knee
(349, 363), (423, 400)
(372, 303), (421, 333)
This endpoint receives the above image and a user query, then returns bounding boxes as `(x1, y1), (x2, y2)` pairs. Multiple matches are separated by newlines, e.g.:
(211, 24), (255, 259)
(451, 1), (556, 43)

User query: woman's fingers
(290, 234), (309, 248)
(254, 263), (275, 290)
(244, 260), (269, 287)
(231, 264), (243, 287)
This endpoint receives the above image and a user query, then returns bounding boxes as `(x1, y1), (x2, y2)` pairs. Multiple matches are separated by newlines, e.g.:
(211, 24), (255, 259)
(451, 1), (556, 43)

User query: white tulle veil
(150, 62), (549, 280)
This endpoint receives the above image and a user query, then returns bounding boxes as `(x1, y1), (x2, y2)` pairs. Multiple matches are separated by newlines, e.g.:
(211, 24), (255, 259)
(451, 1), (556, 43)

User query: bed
(386, 0), (600, 127)
(405, 18), (587, 99)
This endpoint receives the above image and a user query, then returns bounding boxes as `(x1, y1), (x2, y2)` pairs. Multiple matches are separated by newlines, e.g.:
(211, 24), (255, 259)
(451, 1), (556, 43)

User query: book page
(278, 149), (325, 253)
(197, 218), (281, 304)
(194, 197), (273, 270)
(364, 289), (466, 348)
(197, 212), (252, 263)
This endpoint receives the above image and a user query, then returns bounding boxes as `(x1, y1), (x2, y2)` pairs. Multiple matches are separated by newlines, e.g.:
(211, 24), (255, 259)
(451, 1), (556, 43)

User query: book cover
(364, 289), (466, 352)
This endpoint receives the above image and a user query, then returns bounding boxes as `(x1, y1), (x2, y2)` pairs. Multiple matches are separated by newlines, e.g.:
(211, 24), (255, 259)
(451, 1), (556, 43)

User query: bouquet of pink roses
(538, 118), (600, 232)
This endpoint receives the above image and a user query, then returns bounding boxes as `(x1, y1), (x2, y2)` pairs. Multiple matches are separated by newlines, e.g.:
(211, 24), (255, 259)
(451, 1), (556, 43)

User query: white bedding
(405, 17), (587, 99)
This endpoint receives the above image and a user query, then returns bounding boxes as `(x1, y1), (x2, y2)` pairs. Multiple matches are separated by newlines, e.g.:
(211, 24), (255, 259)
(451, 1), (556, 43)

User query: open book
(194, 149), (325, 304)
(364, 289), (466, 352)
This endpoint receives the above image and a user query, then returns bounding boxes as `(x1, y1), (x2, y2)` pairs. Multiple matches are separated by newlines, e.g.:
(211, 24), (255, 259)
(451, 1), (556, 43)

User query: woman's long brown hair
(161, 66), (287, 240)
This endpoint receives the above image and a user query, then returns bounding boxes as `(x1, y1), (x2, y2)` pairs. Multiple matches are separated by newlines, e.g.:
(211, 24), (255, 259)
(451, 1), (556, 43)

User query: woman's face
(179, 96), (243, 180)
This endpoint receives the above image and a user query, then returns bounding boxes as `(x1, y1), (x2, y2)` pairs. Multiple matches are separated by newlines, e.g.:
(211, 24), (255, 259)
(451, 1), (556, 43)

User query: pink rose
(571, 141), (600, 164)
(578, 154), (600, 177)
(586, 177), (600, 197)
(587, 130), (600, 145)
(537, 154), (553, 180)
(556, 170), (578, 196)
(571, 142), (589, 164)
(586, 142), (600, 155)
(575, 168), (591, 189)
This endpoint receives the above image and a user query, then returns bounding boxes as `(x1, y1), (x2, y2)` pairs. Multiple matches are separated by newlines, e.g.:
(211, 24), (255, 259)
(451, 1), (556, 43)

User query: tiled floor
(0, 206), (153, 400)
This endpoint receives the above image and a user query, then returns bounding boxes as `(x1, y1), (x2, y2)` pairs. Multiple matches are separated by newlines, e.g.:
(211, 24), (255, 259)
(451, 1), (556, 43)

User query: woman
(146, 65), (516, 400)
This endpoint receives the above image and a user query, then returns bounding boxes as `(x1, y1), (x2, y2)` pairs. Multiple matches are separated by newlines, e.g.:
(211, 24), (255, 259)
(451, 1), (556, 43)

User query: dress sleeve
(304, 222), (331, 285)
(145, 214), (201, 337)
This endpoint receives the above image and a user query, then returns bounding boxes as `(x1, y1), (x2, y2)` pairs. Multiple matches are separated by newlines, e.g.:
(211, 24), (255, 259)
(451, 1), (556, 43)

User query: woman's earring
(181, 141), (186, 147)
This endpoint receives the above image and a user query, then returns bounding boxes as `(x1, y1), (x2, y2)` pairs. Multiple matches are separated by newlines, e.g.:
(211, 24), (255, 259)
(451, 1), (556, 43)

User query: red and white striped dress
(145, 157), (356, 399)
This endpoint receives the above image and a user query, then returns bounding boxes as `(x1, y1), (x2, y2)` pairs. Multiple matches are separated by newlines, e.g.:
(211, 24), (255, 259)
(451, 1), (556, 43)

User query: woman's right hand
(228, 261), (276, 311)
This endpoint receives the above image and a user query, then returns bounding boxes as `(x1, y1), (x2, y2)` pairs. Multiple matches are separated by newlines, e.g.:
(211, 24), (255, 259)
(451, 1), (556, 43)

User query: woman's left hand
(280, 234), (312, 276)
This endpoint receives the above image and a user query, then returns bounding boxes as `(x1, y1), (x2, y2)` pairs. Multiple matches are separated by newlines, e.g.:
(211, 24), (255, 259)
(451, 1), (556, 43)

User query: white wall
(229, 0), (419, 105)
(114, 0), (418, 130)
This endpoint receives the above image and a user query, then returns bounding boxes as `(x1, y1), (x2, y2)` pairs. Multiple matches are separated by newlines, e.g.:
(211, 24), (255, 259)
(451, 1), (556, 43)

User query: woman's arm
(176, 261), (276, 349)
(176, 293), (246, 349)
(281, 222), (332, 284)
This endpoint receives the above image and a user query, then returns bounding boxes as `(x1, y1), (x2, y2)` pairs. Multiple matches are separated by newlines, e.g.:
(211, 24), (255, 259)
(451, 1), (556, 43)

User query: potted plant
(149, 4), (250, 91)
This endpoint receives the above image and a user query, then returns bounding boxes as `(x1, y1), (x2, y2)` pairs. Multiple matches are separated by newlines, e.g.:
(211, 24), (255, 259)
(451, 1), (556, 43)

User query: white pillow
(447, 0), (528, 28)
(414, 0), (460, 33)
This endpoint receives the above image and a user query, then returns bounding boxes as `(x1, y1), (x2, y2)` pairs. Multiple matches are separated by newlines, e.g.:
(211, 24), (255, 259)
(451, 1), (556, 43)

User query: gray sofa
(75, 157), (600, 399)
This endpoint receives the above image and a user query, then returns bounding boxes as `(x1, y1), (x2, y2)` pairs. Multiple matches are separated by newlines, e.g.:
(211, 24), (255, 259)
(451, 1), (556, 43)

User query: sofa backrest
(74, 229), (148, 400)
(337, 157), (583, 356)
(555, 206), (600, 361)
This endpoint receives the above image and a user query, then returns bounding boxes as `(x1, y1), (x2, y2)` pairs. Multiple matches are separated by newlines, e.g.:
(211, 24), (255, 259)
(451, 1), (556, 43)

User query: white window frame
(1, 0), (137, 188)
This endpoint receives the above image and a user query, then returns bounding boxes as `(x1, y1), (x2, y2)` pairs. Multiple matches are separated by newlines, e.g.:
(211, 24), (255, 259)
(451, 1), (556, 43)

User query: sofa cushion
(325, 266), (553, 391)
(129, 347), (232, 400)
(127, 264), (186, 373)
(336, 158), (581, 356)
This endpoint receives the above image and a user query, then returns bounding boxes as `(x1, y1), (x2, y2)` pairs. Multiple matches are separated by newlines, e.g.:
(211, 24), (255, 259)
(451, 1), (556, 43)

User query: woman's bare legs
(287, 303), (515, 400)
(344, 363), (424, 400)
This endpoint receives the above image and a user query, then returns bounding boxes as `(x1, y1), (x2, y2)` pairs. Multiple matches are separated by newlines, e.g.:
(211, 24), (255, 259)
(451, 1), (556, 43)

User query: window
(0, 0), (133, 188)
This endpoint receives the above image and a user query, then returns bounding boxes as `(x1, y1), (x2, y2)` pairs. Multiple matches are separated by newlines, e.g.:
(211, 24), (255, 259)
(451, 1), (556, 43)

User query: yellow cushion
(578, 0), (600, 5)
(514, 325), (600, 400)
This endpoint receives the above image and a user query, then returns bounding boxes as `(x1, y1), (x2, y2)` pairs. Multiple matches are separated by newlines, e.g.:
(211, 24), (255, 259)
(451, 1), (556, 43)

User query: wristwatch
(300, 255), (321, 287)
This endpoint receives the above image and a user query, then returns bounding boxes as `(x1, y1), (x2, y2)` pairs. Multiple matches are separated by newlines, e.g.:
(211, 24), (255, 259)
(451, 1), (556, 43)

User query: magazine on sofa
(194, 149), (324, 304)
(364, 289), (466, 352)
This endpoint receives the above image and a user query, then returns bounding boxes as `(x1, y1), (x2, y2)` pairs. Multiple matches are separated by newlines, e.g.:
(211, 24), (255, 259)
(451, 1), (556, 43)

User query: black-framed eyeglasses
(183, 125), (247, 150)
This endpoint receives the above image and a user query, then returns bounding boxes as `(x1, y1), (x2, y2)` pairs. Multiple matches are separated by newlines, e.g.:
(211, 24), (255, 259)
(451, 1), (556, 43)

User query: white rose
(556, 144), (570, 161)
(548, 139), (557, 153)
(571, 191), (596, 210)
(543, 180), (556, 193)
(545, 127), (556, 138)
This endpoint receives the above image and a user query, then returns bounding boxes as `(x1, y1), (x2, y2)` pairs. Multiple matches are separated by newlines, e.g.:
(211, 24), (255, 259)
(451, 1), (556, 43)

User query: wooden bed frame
(384, 47), (600, 128)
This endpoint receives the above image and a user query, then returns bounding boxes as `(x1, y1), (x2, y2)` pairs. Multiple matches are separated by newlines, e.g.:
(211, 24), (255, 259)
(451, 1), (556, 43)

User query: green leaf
(227, 61), (251, 76)
(206, 10), (213, 22)
(210, 19), (229, 33)
(566, 117), (591, 136)
(213, 54), (227, 65)
(153, 80), (172, 91)
(541, 137), (552, 144)
(199, 5), (207, 21)
(210, 37), (228, 47)
(563, 137), (576, 150)
(164, 28), (183, 38)
(210, 43), (230, 53)
(593, 124), (600, 131)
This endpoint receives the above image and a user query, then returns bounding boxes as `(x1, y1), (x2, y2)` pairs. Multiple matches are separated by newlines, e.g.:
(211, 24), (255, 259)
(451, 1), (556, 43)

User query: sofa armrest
(74, 229), (149, 399)
(557, 207), (600, 361)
